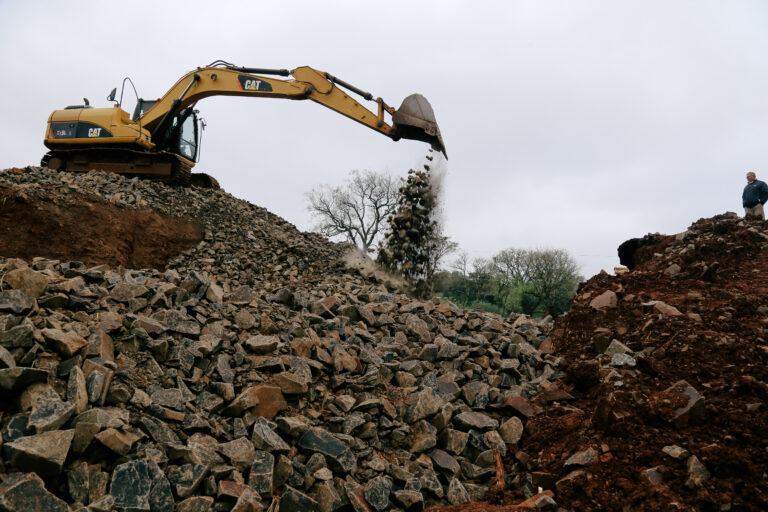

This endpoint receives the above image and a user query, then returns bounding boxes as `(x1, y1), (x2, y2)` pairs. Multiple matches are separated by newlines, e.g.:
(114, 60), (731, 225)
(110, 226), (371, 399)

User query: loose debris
(511, 213), (768, 510)
(0, 168), (557, 511)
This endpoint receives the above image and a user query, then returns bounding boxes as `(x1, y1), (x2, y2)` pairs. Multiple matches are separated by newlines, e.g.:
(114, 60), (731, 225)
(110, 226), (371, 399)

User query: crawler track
(42, 148), (194, 186)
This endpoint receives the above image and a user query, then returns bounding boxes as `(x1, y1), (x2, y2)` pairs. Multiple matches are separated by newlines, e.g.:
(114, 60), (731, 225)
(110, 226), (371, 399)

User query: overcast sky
(2, 1), (767, 279)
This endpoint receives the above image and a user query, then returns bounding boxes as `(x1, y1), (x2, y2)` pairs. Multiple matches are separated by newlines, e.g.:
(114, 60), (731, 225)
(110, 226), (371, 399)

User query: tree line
(433, 248), (582, 317)
(306, 158), (582, 317)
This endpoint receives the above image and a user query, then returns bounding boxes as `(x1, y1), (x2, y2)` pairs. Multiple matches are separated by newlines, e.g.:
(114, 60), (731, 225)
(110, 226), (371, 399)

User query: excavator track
(41, 148), (196, 187)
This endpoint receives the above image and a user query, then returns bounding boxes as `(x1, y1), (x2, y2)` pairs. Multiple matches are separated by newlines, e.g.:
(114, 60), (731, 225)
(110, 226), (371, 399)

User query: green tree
(521, 249), (582, 316)
(435, 247), (582, 317)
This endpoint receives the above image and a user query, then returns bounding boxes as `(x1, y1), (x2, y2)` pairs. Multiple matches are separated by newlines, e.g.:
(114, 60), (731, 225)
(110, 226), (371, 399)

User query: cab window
(178, 114), (197, 160)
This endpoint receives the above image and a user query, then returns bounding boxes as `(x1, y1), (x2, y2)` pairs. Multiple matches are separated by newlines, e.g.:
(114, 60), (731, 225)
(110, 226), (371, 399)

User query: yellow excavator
(41, 60), (446, 187)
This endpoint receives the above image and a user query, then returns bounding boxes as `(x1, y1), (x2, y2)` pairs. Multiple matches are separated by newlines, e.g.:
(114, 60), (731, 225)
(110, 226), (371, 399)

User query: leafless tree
(423, 235), (459, 295)
(451, 251), (471, 277)
(306, 169), (399, 251)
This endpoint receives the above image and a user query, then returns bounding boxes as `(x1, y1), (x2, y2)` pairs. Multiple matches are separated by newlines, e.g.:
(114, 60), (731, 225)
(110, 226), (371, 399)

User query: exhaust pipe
(392, 94), (447, 158)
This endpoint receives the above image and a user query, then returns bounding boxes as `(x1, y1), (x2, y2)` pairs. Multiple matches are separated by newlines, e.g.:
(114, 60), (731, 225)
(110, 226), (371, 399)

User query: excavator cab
(177, 110), (199, 161)
(153, 107), (199, 162)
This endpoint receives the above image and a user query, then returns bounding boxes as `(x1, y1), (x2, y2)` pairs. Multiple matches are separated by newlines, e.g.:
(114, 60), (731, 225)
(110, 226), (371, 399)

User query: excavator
(41, 60), (446, 188)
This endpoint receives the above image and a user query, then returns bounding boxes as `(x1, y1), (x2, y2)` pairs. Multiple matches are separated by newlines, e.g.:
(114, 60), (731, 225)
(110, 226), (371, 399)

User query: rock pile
(0, 168), (558, 512)
(506, 213), (768, 510)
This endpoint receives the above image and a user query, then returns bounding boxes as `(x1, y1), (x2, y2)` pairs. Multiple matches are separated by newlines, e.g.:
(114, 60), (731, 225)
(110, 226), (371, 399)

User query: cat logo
(88, 127), (102, 138)
(237, 75), (273, 92)
(243, 79), (262, 91)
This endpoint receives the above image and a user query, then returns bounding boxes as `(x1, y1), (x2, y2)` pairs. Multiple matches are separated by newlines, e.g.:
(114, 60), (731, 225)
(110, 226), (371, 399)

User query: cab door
(177, 110), (198, 162)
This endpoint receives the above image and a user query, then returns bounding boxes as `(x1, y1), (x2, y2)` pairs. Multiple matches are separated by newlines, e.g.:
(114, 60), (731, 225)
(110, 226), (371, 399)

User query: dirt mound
(0, 181), (203, 269)
(512, 213), (768, 510)
(0, 166), (351, 288)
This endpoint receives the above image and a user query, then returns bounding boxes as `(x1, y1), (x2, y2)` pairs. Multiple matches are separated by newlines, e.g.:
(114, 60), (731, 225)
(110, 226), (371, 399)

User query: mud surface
(0, 182), (203, 269)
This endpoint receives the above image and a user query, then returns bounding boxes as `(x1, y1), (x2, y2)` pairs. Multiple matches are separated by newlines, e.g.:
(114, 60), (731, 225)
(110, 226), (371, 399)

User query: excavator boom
(42, 62), (446, 186)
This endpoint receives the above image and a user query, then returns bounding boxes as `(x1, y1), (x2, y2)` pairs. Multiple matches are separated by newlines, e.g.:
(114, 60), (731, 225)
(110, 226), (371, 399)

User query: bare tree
(423, 235), (459, 295)
(306, 169), (399, 251)
(451, 251), (471, 277)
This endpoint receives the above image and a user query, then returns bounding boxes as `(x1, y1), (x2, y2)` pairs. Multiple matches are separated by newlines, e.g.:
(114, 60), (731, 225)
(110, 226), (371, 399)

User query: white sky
(1, 1), (766, 278)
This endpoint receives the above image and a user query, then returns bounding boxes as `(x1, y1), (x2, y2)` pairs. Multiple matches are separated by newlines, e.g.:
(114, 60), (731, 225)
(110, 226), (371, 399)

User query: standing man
(743, 172), (768, 220)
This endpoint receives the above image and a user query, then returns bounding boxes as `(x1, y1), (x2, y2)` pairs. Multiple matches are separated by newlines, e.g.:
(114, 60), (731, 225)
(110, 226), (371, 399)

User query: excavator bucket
(392, 94), (447, 158)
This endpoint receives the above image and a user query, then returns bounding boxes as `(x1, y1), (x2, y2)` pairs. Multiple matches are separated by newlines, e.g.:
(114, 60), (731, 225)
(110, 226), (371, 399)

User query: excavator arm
(139, 63), (445, 156)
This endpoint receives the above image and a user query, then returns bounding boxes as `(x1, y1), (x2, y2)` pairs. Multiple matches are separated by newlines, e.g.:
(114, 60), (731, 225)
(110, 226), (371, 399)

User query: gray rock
(298, 427), (357, 473)
(248, 450), (275, 497)
(364, 476), (392, 511)
(139, 415), (180, 445)
(447, 478), (470, 505)
(252, 418), (290, 452)
(167, 463), (208, 499)
(404, 388), (443, 423)
(281, 486), (318, 512)
(564, 447), (598, 470)
(311, 480), (345, 512)
(72, 407), (129, 429)
(4, 429), (75, 476)
(176, 496), (214, 512)
(67, 365), (88, 413)
(611, 353), (636, 367)
(430, 449), (460, 476)
(452, 411), (499, 431)
(274, 454), (294, 488)
(438, 428), (469, 455)
(218, 437), (256, 472)
(111, 459), (152, 511)
(482, 430), (507, 455)
(663, 380), (706, 426)
(394, 490), (424, 512)
(0, 290), (34, 315)
(662, 445), (690, 460)
(461, 380), (489, 406)
(151, 387), (184, 410)
(418, 469), (444, 497)
(410, 420), (437, 453)
(4, 268), (49, 299)
(499, 416), (524, 444)
(603, 339), (631, 357)
(246, 335), (280, 354)
(0, 324), (34, 348)
(27, 398), (76, 433)
(0, 367), (49, 392)
(686, 455), (710, 488)
(0, 345), (15, 368)
(274, 370), (310, 394)
(437, 341), (460, 360)
(67, 460), (89, 505)
(149, 475), (175, 512)
(0, 472), (68, 512)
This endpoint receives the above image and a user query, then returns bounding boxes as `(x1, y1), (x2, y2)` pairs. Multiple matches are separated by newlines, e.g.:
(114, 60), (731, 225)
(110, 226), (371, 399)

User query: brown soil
(0, 183), (203, 269)
(524, 214), (768, 510)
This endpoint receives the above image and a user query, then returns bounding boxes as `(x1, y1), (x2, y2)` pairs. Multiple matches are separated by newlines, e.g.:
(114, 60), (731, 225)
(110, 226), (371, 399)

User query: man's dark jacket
(743, 179), (768, 207)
